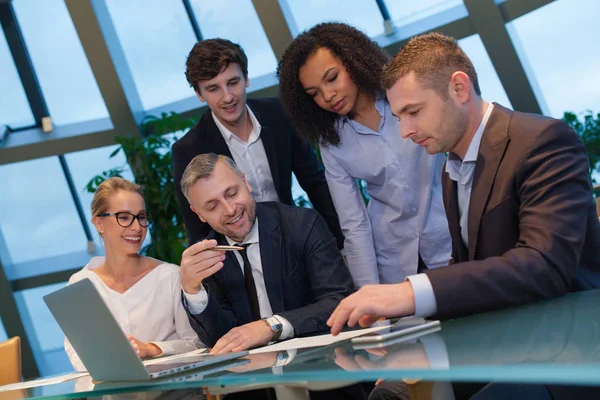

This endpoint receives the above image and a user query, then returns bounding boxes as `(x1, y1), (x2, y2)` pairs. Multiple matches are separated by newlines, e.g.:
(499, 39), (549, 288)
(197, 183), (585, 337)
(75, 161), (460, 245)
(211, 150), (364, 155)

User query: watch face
(268, 317), (282, 331)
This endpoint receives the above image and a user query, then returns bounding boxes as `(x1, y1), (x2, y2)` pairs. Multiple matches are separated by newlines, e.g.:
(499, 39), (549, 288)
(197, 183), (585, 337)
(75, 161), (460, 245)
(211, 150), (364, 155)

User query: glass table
(4, 289), (600, 399)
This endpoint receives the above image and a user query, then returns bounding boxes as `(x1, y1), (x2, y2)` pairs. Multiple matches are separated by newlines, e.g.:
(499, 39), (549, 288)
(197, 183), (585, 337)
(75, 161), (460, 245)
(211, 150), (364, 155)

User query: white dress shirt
(212, 107), (279, 202)
(64, 257), (204, 371)
(183, 218), (294, 340)
(408, 103), (494, 317)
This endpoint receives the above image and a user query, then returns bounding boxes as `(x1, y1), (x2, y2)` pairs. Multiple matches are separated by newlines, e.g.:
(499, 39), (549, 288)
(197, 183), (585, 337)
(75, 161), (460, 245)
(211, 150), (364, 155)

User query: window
(0, 28), (34, 129)
(386, 0), (464, 27)
(507, 0), (600, 118)
(458, 34), (512, 108)
(189, 0), (278, 79)
(282, 0), (385, 37)
(105, 0), (197, 109)
(0, 157), (87, 264)
(0, 316), (7, 342)
(12, 0), (109, 126)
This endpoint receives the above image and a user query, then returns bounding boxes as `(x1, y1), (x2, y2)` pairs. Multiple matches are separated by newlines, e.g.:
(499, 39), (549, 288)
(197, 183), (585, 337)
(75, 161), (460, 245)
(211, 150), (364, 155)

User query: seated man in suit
(178, 153), (354, 353)
(328, 32), (600, 400)
(173, 38), (343, 249)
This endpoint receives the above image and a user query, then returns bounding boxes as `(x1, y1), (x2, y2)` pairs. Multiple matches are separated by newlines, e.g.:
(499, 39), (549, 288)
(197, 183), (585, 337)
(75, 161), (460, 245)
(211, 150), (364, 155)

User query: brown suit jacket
(427, 104), (600, 319)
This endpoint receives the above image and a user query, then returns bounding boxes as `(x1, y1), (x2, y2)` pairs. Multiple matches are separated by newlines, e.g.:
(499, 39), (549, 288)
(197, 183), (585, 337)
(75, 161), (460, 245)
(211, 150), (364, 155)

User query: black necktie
(236, 244), (261, 321)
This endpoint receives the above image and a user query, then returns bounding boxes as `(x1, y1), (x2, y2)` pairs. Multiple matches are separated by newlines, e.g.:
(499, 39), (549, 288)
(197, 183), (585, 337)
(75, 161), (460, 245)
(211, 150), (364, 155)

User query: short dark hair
(185, 38), (248, 92)
(277, 22), (389, 147)
(381, 32), (481, 97)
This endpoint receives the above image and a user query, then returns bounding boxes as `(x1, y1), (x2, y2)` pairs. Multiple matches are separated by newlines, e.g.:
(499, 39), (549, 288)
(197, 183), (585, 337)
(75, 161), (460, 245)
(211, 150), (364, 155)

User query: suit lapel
(250, 102), (281, 196)
(201, 111), (234, 159)
(256, 204), (285, 313)
(467, 104), (511, 260)
(442, 169), (468, 262)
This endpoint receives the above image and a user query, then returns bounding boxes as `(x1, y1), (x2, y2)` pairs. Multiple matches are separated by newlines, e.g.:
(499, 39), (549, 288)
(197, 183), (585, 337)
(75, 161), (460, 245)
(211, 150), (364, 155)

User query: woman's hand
(126, 334), (162, 359)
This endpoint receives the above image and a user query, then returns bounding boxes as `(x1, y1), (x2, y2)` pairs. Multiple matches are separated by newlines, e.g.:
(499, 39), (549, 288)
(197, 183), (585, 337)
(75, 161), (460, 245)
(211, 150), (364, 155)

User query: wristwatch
(262, 316), (283, 341)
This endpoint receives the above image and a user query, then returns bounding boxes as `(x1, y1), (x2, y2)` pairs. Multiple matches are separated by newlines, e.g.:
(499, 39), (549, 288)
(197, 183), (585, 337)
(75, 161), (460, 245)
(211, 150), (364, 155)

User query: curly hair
(277, 23), (389, 147)
(185, 38), (248, 93)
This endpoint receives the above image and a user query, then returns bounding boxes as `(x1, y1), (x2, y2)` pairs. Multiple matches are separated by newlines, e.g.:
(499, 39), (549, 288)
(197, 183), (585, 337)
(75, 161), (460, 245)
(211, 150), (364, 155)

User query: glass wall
(0, 157), (87, 264)
(0, 28), (34, 129)
(282, 0), (384, 37)
(13, 0), (109, 125)
(105, 0), (197, 109)
(189, 0), (278, 79)
(507, 0), (600, 118)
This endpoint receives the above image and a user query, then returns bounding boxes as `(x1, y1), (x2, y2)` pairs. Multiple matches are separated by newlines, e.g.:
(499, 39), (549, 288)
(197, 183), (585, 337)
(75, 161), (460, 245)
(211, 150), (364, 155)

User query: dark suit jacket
(172, 97), (343, 248)
(427, 104), (600, 319)
(185, 202), (354, 347)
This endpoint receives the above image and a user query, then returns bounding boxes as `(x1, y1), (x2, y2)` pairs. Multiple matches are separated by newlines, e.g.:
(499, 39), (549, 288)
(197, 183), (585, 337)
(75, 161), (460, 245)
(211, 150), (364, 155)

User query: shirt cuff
(182, 285), (209, 315)
(406, 274), (437, 317)
(274, 315), (295, 340)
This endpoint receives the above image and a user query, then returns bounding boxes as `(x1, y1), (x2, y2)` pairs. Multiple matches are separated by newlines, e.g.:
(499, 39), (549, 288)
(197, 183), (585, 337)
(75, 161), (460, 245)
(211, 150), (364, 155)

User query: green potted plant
(86, 112), (198, 265)
(563, 110), (600, 215)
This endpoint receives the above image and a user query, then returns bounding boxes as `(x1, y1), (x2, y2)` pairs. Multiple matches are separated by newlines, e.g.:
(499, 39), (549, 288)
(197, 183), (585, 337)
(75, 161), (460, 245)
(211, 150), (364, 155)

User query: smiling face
(298, 46), (359, 116)
(93, 190), (147, 256)
(196, 63), (250, 130)
(187, 160), (256, 243)
(386, 71), (469, 155)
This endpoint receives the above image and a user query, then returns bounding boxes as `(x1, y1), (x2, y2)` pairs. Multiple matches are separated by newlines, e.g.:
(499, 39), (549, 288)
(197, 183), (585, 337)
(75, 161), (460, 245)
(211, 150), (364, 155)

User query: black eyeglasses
(98, 212), (153, 228)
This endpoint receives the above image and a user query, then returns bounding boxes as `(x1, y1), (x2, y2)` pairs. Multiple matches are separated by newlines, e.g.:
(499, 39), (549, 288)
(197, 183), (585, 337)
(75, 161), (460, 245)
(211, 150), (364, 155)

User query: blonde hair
(180, 153), (243, 203)
(91, 177), (144, 218)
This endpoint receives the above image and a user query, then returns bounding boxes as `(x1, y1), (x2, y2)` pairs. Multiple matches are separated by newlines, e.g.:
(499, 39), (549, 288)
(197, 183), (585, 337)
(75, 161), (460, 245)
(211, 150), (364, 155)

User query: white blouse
(64, 256), (204, 371)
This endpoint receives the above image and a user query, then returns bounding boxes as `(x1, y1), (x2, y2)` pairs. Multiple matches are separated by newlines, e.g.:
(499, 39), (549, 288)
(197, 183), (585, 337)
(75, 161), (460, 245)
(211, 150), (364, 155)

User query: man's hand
(210, 321), (273, 354)
(180, 239), (226, 294)
(126, 334), (162, 359)
(327, 282), (416, 335)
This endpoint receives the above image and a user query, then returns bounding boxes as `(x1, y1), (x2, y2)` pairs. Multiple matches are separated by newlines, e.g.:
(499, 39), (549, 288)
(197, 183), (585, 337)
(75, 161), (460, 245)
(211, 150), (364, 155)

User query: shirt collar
(447, 103), (494, 165)
(337, 92), (386, 132)
(225, 216), (259, 246)
(446, 103), (494, 182)
(212, 105), (261, 143)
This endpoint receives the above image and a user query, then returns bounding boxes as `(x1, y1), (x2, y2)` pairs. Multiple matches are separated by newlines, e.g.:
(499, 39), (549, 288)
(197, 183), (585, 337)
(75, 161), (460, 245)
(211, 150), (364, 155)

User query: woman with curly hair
(277, 23), (451, 287)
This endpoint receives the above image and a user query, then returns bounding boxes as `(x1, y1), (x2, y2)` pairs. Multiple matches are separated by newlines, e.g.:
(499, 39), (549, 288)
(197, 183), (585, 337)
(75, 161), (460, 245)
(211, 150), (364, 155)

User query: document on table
(143, 347), (209, 366)
(249, 325), (391, 354)
(0, 372), (88, 393)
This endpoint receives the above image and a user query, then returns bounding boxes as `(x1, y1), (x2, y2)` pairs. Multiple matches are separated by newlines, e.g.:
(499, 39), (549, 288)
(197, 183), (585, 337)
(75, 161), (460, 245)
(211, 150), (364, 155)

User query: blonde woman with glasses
(64, 177), (203, 371)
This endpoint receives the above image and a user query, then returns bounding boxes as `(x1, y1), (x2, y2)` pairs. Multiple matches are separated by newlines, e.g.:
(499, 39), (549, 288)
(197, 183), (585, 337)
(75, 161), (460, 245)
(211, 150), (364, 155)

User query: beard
(218, 197), (257, 242)
(436, 99), (470, 154)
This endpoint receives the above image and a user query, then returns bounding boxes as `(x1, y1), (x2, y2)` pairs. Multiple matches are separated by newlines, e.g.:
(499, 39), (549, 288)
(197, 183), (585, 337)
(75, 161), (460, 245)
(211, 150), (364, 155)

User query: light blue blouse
(319, 96), (451, 287)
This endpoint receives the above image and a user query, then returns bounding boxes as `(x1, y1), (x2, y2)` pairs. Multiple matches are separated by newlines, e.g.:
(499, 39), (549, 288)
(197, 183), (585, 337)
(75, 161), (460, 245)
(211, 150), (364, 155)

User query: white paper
(143, 347), (209, 366)
(0, 372), (88, 393)
(249, 325), (391, 354)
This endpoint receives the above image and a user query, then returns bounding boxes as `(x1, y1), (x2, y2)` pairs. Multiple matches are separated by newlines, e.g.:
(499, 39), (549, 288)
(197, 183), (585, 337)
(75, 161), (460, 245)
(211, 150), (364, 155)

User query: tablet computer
(351, 317), (440, 344)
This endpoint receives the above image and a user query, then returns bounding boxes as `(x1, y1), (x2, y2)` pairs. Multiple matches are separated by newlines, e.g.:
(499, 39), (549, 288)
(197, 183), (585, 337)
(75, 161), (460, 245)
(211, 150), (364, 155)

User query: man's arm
(428, 121), (591, 319)
(179, 240), (239, 347)
(277, 211), (355, 336)
(172, 141), (211, 244)
(289, 131), (345, 249)
(183, 278), (240, 347)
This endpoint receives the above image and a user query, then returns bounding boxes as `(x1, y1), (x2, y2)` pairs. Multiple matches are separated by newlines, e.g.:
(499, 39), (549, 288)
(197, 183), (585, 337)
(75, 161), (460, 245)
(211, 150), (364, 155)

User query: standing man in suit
(173, 38), (344, 249)
(178, 153), (354, 352)
(327, 31), (600, 331)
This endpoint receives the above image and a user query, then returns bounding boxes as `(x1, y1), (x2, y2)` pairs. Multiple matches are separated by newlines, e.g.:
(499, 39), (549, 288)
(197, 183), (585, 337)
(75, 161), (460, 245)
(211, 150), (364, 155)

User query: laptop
(44, 278), (247, 382)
